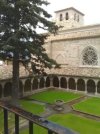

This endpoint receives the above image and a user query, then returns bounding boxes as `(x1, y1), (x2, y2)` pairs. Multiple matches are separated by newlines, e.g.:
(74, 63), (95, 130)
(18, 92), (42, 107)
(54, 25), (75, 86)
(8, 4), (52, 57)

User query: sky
(45, 0), (100, 25)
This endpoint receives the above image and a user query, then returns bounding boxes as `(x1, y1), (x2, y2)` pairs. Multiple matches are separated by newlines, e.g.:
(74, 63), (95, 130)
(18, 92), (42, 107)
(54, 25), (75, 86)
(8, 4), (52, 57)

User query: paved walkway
(23, 95), (100, 121)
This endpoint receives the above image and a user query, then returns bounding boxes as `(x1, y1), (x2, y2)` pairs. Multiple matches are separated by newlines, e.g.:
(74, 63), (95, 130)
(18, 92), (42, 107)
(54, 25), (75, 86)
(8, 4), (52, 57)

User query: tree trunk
(11, 50), (19, 106)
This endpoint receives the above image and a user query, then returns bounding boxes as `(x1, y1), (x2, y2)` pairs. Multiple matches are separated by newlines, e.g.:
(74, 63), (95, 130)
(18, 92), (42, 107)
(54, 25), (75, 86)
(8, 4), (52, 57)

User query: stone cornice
(46, 28), (100, 42)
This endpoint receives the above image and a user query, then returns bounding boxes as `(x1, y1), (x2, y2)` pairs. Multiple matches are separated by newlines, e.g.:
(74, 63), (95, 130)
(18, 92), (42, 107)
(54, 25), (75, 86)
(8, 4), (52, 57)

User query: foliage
(0, 0), (59, 103)
(0, 0), (59, 74)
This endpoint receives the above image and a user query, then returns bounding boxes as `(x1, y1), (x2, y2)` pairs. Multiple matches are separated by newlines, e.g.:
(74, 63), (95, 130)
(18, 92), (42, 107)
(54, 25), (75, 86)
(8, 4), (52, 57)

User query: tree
(0, 0), (59, 105)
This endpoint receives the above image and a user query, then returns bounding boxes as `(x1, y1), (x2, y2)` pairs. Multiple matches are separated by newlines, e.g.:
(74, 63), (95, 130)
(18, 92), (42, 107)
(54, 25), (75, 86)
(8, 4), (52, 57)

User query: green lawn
(73, 97), (100, 116)
(20, 125), (47, 134)
(20, 100), (45, 115)
(48, 113), (100, 134)
(28, 89), (81, 103)
(21, 113), (100, 134)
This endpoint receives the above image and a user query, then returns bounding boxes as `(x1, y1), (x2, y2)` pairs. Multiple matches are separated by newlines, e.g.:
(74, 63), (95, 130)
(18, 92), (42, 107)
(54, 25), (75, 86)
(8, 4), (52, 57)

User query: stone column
(75, 78), (78, 92)
(50, 77), (53, 88)
(38, 79), (40, 89)
(84, 79), (87, 94)
(1, 82), (5, 98)
(58, 76), (61, 88)
(95, 80), (98, 95)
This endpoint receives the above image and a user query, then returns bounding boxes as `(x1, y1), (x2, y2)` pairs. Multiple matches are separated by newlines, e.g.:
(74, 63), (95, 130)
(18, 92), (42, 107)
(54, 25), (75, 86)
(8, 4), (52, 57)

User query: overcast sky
(46, 0), (100, 25)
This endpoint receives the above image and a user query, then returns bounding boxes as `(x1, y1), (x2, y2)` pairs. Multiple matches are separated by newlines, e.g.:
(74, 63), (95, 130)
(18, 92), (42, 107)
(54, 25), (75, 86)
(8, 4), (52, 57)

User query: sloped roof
(55, 7), (84, 16)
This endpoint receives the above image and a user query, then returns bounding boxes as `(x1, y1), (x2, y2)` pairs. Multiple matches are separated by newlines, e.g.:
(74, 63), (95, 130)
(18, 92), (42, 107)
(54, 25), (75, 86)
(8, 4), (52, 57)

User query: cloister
(0, 74), (100, 99)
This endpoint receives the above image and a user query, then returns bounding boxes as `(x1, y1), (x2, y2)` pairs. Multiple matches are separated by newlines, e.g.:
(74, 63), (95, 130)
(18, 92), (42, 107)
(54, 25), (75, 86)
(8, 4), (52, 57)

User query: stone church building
(45, 7), (100, 78)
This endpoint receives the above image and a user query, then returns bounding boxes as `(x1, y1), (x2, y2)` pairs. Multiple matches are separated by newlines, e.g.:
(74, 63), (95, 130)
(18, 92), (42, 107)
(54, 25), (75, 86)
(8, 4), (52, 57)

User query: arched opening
(60, 14), (63, 21)
(68, 78), (76, 90)
(0, 84), (2, 98)
(4, 82), (12, 97)
(60, 77), (67, 88)
(39, 77), (45, 89)
(66, 12), (69, 20)
(77, 79), (85, 91)
(97, 81), (100, 93)
(87, 79), (95, 93)
(53, 76), (59, 87)
(24, 79), (31, 92)
(19, 81), (23, 97)
(32, 78), (38, 90)
(46, 77), (50, 87)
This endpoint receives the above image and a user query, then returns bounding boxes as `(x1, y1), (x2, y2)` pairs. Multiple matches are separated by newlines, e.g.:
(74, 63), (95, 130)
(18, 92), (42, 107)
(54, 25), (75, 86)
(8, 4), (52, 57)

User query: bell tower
(55, 7), (84, 30)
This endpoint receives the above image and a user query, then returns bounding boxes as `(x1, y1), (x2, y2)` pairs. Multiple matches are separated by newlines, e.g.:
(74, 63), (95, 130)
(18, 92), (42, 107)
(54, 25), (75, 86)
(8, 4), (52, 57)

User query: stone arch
(82, 46), (98, 66)
(32, 78), (38, 90)
(97, 81), (100, 93)
(0, 84), (2, 98)
(19, 80), (23, 97)
(53, 76), (59, 87)
(4, 82), (12, 97)
(60, 77), (67, 88)
(68, 78), (76, 90)
(87, 79), (95, 93)
(46, 77), (50, 87)
(77, 79), (85, 91)
(24, 79), (31, 92)
(39, 77), (45, 89)
(55, 54), (65, 64)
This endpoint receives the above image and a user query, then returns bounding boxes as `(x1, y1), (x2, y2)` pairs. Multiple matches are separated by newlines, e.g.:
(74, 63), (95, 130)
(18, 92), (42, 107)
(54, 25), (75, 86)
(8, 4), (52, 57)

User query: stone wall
(0, 64), (29, 79)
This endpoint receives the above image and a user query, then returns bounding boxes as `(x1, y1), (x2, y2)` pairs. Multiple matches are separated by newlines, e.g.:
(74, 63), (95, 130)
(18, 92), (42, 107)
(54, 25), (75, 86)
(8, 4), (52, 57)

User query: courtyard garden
(1, 89), (100, 134)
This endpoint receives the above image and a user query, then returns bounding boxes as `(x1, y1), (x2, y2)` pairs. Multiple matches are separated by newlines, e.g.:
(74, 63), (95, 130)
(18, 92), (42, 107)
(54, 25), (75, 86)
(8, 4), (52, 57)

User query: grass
(48, 113), (100, 134)
(1, 90), (100, 134)
(21, 113), (100, 134)
(20, 124), (47, 134)
(20, 100), (45, 115)
(73, 97), (100, 116)
(28, 89), (81, 103)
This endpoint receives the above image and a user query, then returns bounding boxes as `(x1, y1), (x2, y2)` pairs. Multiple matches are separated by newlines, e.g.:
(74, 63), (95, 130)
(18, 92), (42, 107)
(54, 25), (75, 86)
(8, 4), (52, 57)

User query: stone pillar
(67, 77), (69, 90)
(95, 80), (98, 95)
(38, 79), (40, 89)
(75, 78), (78, 92)
(58, 76), (61, 88)
(66, 77), (68, 90)
(84, 79), (87, 94)
(1, 82), (5, 98)
(50, 77), (53, 87)
(44, 77), (46, 88)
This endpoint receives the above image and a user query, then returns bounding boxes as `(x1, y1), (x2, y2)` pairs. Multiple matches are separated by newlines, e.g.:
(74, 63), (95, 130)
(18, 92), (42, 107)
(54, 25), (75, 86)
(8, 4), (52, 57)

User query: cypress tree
(0, 0), (59, 105)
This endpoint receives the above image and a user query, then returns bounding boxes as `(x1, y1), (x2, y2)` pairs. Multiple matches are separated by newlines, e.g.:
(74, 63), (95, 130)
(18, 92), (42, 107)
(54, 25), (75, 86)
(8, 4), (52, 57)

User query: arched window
(74, 13), (76, 20)
(66, 12), (69, 20)
(60, 14), (63, 21)
(77, 15), (79, 22)
(82, 46), (98, 66)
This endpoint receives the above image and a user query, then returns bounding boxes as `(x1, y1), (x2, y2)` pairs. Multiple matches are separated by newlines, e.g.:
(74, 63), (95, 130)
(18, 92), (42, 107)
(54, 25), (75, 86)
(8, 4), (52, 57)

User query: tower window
(77, 15), (79, 22)
(74, 13), (76, 20)
(65, 12), (69, 20)
(60, 14), (63, 21)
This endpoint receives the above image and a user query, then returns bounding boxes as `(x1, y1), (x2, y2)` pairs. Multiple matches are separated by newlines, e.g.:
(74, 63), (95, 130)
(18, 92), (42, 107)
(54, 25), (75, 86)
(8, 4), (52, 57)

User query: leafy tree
(0, 0), (59, 105)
